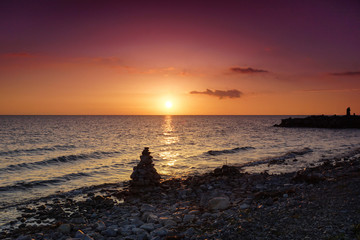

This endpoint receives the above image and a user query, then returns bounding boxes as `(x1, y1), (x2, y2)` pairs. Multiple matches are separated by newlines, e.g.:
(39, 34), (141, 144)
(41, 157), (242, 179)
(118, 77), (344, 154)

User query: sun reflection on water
(159, 115), (179, 170)
(161, 116), (179, 145)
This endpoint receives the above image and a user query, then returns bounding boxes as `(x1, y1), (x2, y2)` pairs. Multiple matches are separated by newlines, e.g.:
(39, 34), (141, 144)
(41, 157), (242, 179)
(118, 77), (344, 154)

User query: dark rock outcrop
(275, 115), (360, 129)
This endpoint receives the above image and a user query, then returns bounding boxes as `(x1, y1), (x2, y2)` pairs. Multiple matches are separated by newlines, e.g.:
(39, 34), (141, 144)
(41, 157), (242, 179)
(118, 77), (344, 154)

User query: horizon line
(0, 114), (345, 116)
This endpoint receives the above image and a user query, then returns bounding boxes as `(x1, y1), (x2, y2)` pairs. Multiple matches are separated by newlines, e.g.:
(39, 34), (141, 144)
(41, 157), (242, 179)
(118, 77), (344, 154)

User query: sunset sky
(1, 0), (359, 115)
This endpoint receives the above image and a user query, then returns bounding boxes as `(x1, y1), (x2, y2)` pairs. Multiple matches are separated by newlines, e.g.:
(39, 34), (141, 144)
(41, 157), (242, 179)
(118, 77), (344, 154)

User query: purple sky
(1, 0), (360, 114)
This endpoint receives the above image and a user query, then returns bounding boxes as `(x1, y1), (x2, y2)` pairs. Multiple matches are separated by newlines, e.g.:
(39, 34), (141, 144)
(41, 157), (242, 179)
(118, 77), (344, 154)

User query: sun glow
(165, 101), (173, 109)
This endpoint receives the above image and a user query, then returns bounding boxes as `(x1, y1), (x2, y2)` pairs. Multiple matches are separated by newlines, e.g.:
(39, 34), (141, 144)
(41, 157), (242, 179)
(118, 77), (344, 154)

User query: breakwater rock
(275, 115), (360, 128)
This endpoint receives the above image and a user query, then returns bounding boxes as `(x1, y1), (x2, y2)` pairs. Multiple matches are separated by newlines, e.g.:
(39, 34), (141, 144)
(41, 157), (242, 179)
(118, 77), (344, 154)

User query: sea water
(1, 115), (360, 225)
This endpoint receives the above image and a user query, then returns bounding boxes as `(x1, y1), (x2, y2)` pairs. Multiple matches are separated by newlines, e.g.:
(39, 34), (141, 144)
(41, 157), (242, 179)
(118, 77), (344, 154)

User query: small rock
(239, 203), (250, 209)
(151, 227), (169, 237)
(189, 210), (200, 215)
(120, 224), (136, 235)
(265, 198), (274, 206)
(102, 228), (117, 237)
(132, 227), (148, 236)
(140, 223), (155, 232)
(123, 235), (138, 240)
(183, 214), (195, 223)
(201, 212), (213, 219)
(162, 219), (177, 227)
(75, 230), (86, 239)
(208, 197), (230, 210)
(83, 235), (94, 240)
(131, 218), (144, 227)
(96, 221), (106, 231)
(184, 227), (197, 237)
(140, 204), (155, 212)
(58, 224), (71, 234)
(72, 217), (86, 224)
(146, 213), (158, 223)
(16, 235), (33, 240)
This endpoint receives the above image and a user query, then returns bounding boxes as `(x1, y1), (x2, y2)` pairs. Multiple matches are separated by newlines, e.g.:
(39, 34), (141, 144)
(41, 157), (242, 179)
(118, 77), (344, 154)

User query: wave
(0, 180), (124, 210)
(0, 144), (76, 156)
(0, 172), (91, 192)
(207, 146), (255, 156)
(241, 147), (313, 167)
(1, 151), (121, 172)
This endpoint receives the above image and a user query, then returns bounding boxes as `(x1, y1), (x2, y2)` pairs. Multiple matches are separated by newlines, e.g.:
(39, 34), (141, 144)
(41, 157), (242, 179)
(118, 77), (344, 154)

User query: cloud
(230, 67), (268, 74)
(330, 71), (360, 76)
(190, 89), (242, 99)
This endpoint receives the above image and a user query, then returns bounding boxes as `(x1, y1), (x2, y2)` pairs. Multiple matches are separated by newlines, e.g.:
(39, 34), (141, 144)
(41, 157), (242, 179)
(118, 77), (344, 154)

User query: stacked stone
(130, 147), (161, 187)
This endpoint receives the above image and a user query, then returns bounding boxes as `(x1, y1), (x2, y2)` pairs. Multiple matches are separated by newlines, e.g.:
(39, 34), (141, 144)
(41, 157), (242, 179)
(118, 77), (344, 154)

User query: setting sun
(165, 101), (173, 109)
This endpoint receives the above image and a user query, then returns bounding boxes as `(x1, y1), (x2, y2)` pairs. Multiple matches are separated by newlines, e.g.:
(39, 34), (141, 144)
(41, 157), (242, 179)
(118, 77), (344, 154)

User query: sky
(0, 0), (359, 115)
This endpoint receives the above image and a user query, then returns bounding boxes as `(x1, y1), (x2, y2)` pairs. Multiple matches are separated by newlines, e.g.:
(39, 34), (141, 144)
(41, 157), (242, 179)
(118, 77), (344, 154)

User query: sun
(165, 101), (173, 109)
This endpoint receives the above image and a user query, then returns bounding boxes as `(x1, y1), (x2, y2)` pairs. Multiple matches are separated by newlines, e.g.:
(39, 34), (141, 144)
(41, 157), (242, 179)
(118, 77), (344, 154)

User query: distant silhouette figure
(347, 107), (351, 116)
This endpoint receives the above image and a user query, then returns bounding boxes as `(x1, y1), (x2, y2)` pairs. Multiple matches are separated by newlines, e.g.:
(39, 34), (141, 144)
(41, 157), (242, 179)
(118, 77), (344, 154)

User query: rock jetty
(275, 115), (360, 128)
(130, 147), (161, 189)
(1, 150), (360, 239)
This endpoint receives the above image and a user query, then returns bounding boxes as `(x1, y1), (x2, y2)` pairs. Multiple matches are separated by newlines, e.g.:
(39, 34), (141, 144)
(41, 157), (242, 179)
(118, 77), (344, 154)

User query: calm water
(1, 115), (360, 224)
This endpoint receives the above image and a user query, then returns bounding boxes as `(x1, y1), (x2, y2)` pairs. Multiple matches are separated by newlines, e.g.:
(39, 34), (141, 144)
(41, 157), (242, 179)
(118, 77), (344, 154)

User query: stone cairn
(130, 147), (161, 188)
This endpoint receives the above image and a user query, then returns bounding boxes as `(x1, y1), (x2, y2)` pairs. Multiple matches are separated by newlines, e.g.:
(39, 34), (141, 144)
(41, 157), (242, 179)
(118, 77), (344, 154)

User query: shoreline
(2, 156), (360, 239)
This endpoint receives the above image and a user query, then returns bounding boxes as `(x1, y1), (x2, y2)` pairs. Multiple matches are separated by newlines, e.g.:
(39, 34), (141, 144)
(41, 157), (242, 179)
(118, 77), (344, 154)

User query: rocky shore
(1, 152), (360, 239)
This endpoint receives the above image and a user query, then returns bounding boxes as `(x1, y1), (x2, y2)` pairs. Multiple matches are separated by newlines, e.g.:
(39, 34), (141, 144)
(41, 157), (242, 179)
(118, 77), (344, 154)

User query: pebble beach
(2, 149), (360, 240)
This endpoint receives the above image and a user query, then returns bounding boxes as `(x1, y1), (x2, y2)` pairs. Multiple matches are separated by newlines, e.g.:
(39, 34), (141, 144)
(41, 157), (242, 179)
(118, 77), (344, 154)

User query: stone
(96, 221), (106, 231)
(123, 236), (138, 240)
(239, 203), (250, 209)
(58, 224), (71, 234)
(130, 218), (144, 227)
(151, 227), (169, 237)
(189, 210), (200, 215)
(84, 235), (94, 240)
(183, 214), (195, 223)
(140, 204), (155, 212)
(16, 235), (33, 240)
(140, 223), (155, 232)
(184, 227), (197, 237)
(74, 230), (94, 240)
(132, 227), (148, 235)
(120, 225), (136, 236)
(102, 228), (117, 237)
(162, 219), (177, 227)
(74, 230), (86, 239)
(145, 213), (158, 223)
(213, 165), (240, 176)
(201, 212), (213, 219)
(130, 147), (161, 188)
(208, 197), (230, 210)
(72, 217), (86, 224)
